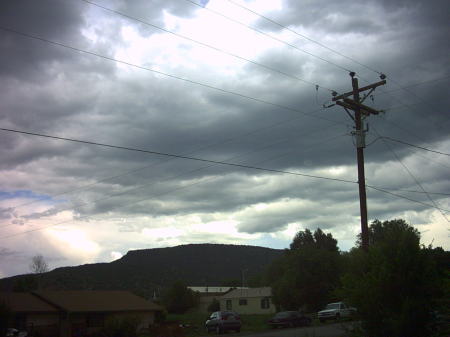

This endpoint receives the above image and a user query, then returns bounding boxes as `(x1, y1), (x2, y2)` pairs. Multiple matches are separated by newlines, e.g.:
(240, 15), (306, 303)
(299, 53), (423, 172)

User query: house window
(86, 314), (105, 328)
(226, 299), (232, 310)
(239, 299), (247, 306)
(261, 297), (270, 309)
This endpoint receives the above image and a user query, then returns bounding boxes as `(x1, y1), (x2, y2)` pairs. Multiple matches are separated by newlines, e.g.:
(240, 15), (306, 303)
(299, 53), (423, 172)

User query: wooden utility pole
(332, 72), (386, 251)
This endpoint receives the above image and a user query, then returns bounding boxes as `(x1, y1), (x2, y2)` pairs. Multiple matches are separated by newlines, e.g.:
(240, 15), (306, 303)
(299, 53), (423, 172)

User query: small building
(0, 290), (162, 337)
(188, 286), (248, 313)
(0, 292), (60, 336)
(219, 287), (276, 315)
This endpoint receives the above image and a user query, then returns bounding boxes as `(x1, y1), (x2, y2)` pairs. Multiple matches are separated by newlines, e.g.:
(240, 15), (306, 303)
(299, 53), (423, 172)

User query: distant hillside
(0, 244), (283, 298)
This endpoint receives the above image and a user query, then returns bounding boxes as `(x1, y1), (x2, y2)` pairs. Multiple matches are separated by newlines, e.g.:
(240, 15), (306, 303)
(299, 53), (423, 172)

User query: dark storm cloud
(0, 0), (448, 278)
(0, 0), (87, 80)
(109, 0), (206, 37)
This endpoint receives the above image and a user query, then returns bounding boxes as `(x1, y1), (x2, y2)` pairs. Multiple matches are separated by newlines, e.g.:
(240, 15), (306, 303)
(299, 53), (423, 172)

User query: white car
(317, 302), (356, 322)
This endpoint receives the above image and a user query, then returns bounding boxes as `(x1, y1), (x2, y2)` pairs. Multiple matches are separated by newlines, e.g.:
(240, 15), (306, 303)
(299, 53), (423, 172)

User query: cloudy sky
(0, 0), (449, 278)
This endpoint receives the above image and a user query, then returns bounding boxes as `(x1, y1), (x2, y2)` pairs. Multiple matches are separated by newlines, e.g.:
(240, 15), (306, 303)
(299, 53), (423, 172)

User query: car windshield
(325, 303), (340, 310)
(275, 312), (292, 318)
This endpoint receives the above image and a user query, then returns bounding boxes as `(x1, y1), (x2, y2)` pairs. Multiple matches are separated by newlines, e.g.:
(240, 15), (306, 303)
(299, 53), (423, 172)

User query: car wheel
(319, 318), (325, 323)
(236, 328), (241, 333)
(335, 313), (340, 320)
(216, 325), (222, 335)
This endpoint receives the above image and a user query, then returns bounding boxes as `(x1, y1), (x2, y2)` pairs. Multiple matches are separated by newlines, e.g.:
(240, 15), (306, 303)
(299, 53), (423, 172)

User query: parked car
(205, 311), (241, 334)
(268, 311), (312, 328)
(317, 302), (356, 323)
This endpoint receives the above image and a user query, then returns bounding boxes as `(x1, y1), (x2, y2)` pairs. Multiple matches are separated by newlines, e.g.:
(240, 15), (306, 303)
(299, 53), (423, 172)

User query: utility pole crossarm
(332, 79), (386, 101)
(332, 73), (387, 252)
(342, 98), (381, 115)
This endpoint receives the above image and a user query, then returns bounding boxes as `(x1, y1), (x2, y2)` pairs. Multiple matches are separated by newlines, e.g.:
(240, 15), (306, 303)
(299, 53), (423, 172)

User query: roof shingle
(33, 290), (162, 313)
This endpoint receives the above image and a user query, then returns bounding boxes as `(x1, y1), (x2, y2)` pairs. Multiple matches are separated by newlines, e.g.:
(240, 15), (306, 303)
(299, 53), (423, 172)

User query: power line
(2, 126), (447, 217)
(373, 127), (449, 222)
(0, 132), (355, 239)
(367, 185), (450, 213)
(80, 0), (334, 92)
(1, 117), (344, 227)
(0, 127), (357, 184)
(366, 187), (450, 197)
(221, 0), (375, 74)
(183, 0), (350, 74)
(377, 75), (450, 95)
(2, 129), (448, 239)
(379, 112), (444, 154)
(3, 177), (448, 241)
(219, 0), (448, 124)
(380, 136), (450, 157)
(3, 107), (328, 213)
(0, 26), (343, 126)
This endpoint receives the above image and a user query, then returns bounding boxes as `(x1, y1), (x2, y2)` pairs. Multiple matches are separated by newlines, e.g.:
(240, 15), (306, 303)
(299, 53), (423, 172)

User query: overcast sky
(0, 0), (449, 278)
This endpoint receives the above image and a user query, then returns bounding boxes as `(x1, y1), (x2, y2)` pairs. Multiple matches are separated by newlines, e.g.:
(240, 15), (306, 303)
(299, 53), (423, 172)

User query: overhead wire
(376, 75), (450, 95)
(366, 187), (450, 197)
(218, 0), (448, 128)
(0, 26), (343, 126)
(372, 126), (449, 222)
(3, 129), (448, 240)
(1, 127), (448, 233)
(0, 127), (357, 184)
(380, 136), (450, 157)
(0, 131), (352, 238)
(1, 115), (343, 227)
(366, 185), (450, 213)
(2, 3), (448, 237)
(79, 0), (334, 92)
(219, 0), (356, 73)
(3, 182), (448, 240)
(2, 107), (328, 213)
(183, 0), (350, 74)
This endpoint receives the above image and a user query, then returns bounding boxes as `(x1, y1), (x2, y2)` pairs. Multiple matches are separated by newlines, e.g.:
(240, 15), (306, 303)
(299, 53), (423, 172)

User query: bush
(207, 298), (220, 313)
(340, 219), (440, 337)
(99, 316), (140, 337)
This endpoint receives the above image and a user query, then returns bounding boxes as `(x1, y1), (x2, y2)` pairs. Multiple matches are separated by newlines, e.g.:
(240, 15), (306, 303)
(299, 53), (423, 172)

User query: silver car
(317, 302), (356, 322)
(205, 310), (242, 334)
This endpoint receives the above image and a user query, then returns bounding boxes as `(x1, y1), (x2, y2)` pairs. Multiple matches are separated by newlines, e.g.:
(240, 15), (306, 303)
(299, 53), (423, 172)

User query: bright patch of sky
(0, 190), (53, 202)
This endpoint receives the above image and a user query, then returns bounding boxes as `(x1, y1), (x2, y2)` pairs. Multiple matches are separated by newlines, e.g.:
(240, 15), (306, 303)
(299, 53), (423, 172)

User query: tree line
(265, 219), (449, 337)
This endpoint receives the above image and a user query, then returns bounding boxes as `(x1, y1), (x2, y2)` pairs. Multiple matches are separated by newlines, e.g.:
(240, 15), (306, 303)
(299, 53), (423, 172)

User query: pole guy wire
(373, 127), (449, 222)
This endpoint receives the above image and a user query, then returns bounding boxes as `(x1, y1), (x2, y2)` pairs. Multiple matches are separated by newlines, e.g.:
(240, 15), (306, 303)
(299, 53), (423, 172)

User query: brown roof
(221, 287), (272, 299)
(34, 290), (163, 313)
(0, 292), (58, 313)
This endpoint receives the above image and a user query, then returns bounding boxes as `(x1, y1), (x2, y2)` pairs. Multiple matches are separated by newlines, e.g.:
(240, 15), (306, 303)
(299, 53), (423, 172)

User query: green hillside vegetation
(0, 244), (283, 298)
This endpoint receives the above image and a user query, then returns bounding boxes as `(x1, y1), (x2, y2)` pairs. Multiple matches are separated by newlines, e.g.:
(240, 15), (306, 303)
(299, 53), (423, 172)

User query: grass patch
(240, 314), (273, 333)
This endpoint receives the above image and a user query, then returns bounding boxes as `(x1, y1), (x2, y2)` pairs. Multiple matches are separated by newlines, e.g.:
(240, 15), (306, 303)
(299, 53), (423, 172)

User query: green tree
(290, 228), (338, 252)
(29, 254), (49, 274)
(207, 298), (220, 313)
(13, 275), (38, 292)
(223, 279), (241, 287)
(340, 219), (440, 337)
(162, 281), (199, 314)
(0, 301), (11, 337)
(269, 228), (340, 311)
(101, 316), (140, 337)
